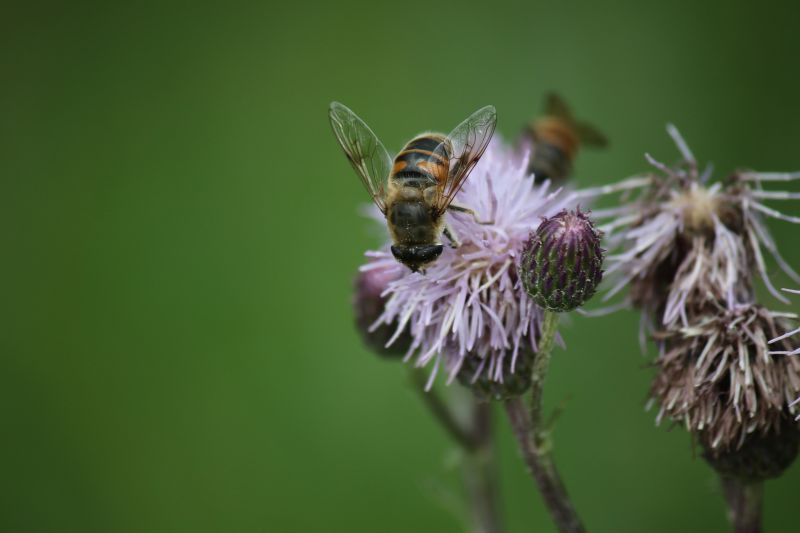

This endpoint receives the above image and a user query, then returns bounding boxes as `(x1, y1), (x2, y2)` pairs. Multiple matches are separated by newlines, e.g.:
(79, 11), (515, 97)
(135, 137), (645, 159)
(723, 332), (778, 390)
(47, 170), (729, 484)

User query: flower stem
(721, 476), (763, 533)
(463, 402), (504, 533)
(530, 310), (560, 432)
(410, 369), (481, 452)
(504, 310), (586, 533)
(410, 371), (504, 533)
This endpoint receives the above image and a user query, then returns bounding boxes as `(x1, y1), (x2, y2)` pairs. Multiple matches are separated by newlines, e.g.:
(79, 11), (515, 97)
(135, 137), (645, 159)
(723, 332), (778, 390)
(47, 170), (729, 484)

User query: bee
(329, 102), (497, 273)
(521, 93), (608, 183)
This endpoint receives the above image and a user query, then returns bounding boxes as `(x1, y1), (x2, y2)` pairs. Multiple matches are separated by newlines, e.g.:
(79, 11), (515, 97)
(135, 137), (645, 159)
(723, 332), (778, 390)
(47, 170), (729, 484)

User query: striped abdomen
(527, 117), (579, 182)
(390, 134), (450, 188)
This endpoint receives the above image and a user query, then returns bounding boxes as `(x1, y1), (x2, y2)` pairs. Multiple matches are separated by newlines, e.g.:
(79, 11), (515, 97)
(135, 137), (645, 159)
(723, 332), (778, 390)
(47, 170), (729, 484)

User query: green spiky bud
(519, 209), (604, 312)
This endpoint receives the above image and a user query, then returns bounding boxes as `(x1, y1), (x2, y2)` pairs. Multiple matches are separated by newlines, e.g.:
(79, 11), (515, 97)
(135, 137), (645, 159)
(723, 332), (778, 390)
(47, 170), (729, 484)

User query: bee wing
(432, 105), (497, 214)
(329, 102), (393, 213)
(544, 92), (573, 120)
(544, 93), (608, 148)
(575, 121), (609, 148)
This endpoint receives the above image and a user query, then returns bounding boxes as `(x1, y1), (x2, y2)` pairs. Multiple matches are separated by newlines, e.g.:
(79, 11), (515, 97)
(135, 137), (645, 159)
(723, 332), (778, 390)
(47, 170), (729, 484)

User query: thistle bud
(353, 263), (412, 358)
(519, 209), (604, 312)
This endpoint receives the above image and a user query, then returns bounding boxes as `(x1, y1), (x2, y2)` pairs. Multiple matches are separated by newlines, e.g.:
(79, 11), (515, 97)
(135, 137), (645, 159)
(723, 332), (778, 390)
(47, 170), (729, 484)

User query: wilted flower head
(583, 125), (800, 480)
(650, 304), (800, 456)
(360, 139), (572, 389)
(519, 208), (604, 312)
(580, 125), (800, 329)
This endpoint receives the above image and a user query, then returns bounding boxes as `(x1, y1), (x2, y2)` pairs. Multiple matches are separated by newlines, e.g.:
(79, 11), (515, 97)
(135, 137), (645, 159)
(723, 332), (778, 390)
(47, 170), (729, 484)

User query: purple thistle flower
(577, 125), (800, 332)
(359, 139), (573, 389)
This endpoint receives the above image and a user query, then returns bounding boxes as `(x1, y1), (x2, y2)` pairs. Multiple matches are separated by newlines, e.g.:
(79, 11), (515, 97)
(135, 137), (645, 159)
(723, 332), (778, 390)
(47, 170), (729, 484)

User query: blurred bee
(521, 93), (608, 183)
(329, 102), (497, 273)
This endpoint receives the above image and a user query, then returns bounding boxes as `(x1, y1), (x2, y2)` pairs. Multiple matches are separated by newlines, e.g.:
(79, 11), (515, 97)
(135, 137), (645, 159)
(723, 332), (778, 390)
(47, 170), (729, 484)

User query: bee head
(391, 244), (443, 273)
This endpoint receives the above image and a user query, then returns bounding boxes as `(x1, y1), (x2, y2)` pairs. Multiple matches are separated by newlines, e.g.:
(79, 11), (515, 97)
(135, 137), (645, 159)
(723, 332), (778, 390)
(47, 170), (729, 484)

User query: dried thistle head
(650, 304), (800, 465)
(568, 124), (800, 480)
(577, 125), (800, 330)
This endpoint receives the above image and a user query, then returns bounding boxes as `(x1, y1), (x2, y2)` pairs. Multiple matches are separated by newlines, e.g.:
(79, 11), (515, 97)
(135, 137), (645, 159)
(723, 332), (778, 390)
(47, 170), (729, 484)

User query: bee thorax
(387, 200), (440, 245)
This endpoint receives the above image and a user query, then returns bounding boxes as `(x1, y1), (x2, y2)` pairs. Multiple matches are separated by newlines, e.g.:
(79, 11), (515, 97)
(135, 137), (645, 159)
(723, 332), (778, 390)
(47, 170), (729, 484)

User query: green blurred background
(3, 1), (800, 531)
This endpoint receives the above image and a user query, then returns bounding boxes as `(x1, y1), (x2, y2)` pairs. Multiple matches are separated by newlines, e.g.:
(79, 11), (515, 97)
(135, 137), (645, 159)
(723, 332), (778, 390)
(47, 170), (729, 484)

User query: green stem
(530, 310), (560, 434)
(462, 402), (504, 533)
(721, 477), (763, 533)
(411, 369), (480, 452)
(505, 310), (586, 533)
(410, 371), (504, 533)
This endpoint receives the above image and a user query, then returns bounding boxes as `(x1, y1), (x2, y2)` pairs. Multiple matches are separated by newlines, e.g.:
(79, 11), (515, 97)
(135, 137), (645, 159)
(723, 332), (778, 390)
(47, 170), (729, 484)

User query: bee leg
(443, 225), (461, 248)
(448, 204), (494, 225)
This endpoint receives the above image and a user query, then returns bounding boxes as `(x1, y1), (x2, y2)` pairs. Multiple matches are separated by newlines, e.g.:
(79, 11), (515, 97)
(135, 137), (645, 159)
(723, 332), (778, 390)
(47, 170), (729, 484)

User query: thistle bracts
(354, 262), (412, 358)
(457, 349), (535, 400)
(519, 208), (604, 312)
(703, 417), (800, 483)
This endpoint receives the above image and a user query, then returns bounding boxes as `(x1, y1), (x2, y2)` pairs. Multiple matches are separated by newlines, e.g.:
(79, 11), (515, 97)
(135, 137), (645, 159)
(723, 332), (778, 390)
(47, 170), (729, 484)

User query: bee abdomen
(404, 136), (443, 153)
(526, 118), (579, 183)
(391, 134), (450, 186)
(532, 118), (579, 159)
(529, 142), (572, 183)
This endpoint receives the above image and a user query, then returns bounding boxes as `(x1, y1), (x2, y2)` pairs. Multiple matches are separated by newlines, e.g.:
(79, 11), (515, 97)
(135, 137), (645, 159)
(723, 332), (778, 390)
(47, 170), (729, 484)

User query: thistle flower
(360, 139), (572, 389)
(353, 262), (412, 358)
(519, 208), (604, 312)
(649, 304), (800, 458)
(578, 125), (800, 329)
